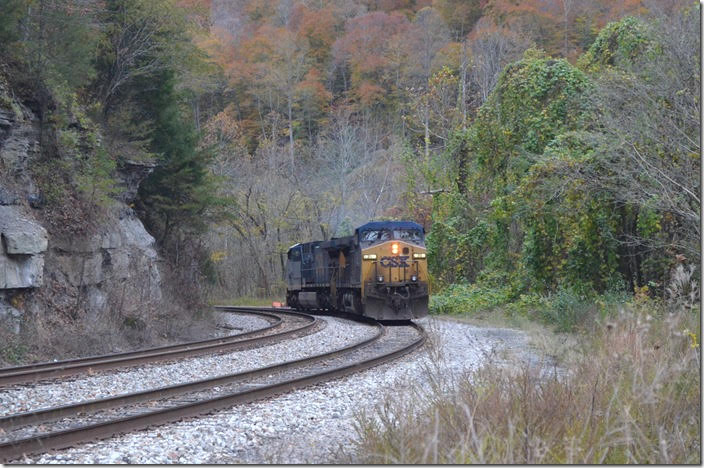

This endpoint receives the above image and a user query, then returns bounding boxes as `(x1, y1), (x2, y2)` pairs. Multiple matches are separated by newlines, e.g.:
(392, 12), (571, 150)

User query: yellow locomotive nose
(359, 235), (429, 320)
(362, 240), (425, 285)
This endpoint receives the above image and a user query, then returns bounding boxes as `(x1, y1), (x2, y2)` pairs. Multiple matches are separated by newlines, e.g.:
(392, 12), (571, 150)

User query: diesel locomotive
(285, 221), (429, 321)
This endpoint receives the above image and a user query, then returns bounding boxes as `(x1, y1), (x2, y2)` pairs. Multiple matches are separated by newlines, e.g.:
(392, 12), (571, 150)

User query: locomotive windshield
(360, 228), (424, 246)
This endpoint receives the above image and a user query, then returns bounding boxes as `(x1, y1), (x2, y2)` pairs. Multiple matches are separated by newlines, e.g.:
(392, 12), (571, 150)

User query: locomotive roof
(356, 220), (425, 233)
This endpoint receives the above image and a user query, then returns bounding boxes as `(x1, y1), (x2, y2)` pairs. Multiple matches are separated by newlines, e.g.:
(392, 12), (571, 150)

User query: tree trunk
(457, 139), (468, 195)
(460, 39), (468, 128)
(288, 94), (294, 169)
(424, 107), (430, 160)
(193, 97), (200, 133)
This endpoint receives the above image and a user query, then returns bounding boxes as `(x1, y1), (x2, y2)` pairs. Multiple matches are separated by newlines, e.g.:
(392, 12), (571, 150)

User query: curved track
(0, 308), (316, 387)
(0, 308), (425, 463)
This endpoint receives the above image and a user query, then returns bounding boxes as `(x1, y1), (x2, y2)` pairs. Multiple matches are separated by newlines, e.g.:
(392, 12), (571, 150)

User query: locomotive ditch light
(413, 252), (426, 259)
(392, 243), (399, 254)
(363, 254), (377, 260)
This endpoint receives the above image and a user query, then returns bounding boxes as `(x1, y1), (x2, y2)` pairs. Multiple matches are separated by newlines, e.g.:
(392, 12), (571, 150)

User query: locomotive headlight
(377, 275), (384, 283)
(363, 254), (377, 260)
(413, 252), (426, 259)
(411, 275), (418, 282)
(391, 243), (399, 254)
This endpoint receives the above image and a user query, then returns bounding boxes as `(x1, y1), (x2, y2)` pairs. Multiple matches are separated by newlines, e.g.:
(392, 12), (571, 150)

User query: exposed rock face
(116, 160), (156, 204)
(0, 205), (47, 288)
(0, 72), (164, 335)
(0, 301), (21, 334)
(50, 210), (161, 302)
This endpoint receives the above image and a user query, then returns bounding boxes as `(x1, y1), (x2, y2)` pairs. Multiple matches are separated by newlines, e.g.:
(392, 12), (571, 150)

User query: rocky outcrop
(50, 210), (162, 302)
(0, 205), (48, 289)
(116, 160), (157, 204)
(0, 70), (164, 335)
(0, 301), (21, 334)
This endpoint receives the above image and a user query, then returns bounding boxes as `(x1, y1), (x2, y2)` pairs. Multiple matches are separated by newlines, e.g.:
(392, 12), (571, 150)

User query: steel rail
(0, 318), (383, 431)
(0, 319), (425, 463)
(0, 310), (315, 387)
(0, 309), (281, 376)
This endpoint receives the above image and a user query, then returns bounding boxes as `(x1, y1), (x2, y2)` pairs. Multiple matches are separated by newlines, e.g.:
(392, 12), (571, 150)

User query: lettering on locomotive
(379, 256), (410, 268)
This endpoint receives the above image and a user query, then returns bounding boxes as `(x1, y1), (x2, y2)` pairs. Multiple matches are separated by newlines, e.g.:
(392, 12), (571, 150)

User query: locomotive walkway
(0, 307), (426, 463)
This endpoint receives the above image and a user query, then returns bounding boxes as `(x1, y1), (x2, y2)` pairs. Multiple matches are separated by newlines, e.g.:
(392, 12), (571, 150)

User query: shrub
(429, 283), (513, 316)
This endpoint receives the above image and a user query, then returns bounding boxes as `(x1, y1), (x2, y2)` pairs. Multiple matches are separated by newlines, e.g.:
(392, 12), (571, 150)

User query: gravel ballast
(0, 315), (373, 416)
(8, 315), (538, 464)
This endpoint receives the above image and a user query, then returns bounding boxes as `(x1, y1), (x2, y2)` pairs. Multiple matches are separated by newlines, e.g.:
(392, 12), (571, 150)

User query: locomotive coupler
(391, 286), (411, 311)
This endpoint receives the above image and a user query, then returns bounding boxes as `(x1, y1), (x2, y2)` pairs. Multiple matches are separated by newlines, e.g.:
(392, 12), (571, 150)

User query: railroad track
(0, 308), (425, 463)
(0, 308), (318, 387)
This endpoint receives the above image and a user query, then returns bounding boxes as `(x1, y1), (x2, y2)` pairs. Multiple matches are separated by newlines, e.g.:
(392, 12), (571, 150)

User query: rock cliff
(0, 69), (165, 347)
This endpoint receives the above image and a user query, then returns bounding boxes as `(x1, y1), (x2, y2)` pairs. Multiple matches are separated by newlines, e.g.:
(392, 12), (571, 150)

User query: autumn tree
(405, 66), (460, 158)
(402, 7), (450, 87)
(467, 17), (528, 108)
(332, 11), (410, 110)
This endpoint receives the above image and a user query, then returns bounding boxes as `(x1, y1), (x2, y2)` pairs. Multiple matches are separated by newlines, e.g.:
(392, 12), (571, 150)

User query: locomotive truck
(285, 220), (429, 321)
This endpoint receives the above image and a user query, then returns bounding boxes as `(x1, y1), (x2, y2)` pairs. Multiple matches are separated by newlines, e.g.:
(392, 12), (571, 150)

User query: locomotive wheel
(352, 291), (363, 315)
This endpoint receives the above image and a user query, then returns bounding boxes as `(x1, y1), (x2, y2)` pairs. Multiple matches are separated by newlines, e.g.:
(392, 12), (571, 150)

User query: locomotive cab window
(360, 228), (424, 246)
(288, 248), (301, 261)
(394, 229), (423, 243)
(361, 229), (392, 243)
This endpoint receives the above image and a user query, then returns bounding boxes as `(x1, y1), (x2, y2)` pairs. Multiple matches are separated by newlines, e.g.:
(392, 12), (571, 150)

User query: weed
(0, 336), (27, 364)
(353, 305), (700, 464)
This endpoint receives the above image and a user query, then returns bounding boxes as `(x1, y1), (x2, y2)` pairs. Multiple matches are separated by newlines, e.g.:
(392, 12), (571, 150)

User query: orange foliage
(296, 68), (332, 113)
(186, 0), (659, 149)
(485, 0), (648, 58)
(290, 3), (340, 65)
(333, 11), (409, 81)
(356, 81), (386, 108)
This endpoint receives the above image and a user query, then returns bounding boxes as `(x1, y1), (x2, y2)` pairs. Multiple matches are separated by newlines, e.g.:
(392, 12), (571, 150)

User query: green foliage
(137, 70), (220, 243)
(475, 49), (591, 166)
(0, 0), (24, 45)
(426, 206), (491, 286)
(578, 16), (652, 72)
(429, 283), (514, 317)
(94, 0), (200, 112)
(20, 0), (99, 93)
(426, 4), (699, 306)
(430, 281), (631, 333)
(30, 150), (75, 210)
(76, 147), (119, 211)
(428, 52), (599, 296)
(510, 133), (623, 293)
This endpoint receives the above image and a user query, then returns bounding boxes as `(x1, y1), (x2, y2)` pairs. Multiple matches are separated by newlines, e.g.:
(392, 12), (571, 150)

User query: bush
(431, 280), (633, 333)
(429, 283), (513, 316)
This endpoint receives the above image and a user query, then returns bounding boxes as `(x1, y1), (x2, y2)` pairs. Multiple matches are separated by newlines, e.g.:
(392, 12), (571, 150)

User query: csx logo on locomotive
(379, 256), (410, 268)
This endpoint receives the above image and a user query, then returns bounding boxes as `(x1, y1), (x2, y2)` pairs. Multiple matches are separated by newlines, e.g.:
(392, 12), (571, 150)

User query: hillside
(0, 0), (699, 359)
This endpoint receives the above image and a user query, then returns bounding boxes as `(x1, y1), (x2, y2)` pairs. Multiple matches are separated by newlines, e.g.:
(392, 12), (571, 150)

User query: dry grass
(211, 296), (285, 307)
(0, 301), (218, 366)
(0, 269), (220, 366)
(353, 305), (700, 464)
